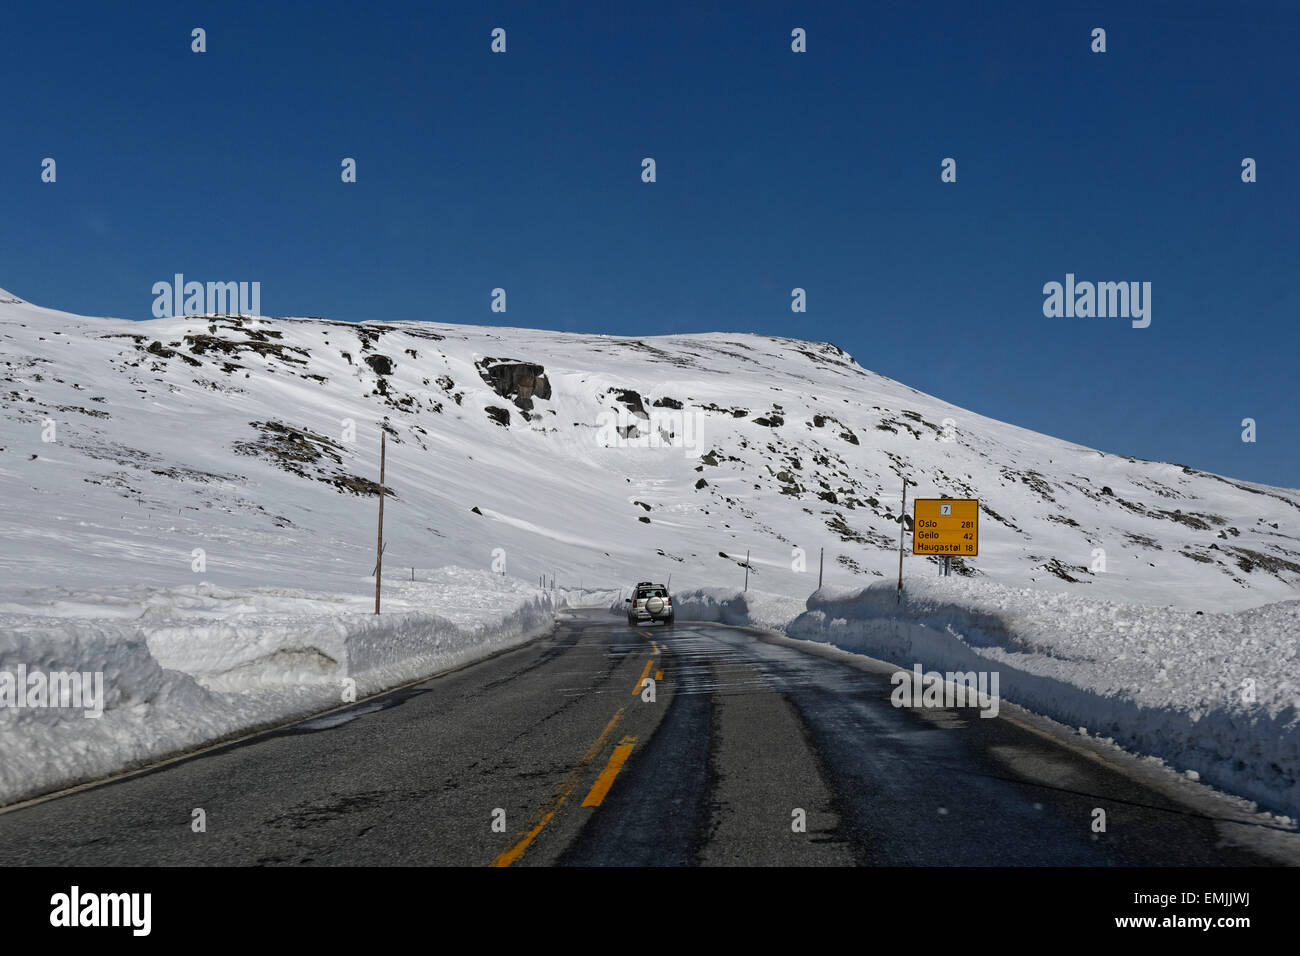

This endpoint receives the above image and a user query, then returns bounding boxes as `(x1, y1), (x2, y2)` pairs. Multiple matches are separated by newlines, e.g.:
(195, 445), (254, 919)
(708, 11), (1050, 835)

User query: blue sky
(4, 1), (1297, 486)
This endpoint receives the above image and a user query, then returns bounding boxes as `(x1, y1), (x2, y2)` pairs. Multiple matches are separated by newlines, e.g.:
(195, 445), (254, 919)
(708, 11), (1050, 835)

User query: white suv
(626, 582), (674, 626)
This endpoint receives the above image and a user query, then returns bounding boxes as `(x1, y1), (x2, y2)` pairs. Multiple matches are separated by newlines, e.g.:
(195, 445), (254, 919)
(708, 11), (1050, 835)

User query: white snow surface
(1, 288), (1297, 808)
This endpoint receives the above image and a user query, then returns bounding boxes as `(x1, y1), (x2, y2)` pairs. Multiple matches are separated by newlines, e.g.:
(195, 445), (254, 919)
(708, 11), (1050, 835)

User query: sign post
(374, 431), (386, 615)
(896, 478), (909, 599)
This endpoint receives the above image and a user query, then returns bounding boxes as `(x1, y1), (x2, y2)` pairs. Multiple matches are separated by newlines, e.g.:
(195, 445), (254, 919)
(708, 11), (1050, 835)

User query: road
(1, 609), (1296, 866)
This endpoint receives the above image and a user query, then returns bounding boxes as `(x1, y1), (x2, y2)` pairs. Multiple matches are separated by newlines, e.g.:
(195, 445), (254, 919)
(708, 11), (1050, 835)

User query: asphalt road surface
(2, 609), (1297, 866)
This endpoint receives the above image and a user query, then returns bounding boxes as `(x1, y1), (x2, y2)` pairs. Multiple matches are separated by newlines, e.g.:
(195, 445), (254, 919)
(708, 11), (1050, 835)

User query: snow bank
(0, 569), (554, 807)
(559, 586), (625, 610)
(666, 587), (806, 633)
(0, 617), (235, 808)
(787, 579), (1300, 822)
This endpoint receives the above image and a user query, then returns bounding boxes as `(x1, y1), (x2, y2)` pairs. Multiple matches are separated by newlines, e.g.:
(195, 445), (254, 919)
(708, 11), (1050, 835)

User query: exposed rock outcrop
(476, 358), (551, 416)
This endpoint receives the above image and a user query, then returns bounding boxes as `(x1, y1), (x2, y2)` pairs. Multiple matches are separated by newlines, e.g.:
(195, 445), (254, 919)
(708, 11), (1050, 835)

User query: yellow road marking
(632, 658), (654, 695)
(651, 641), (660, 655)
(581, 736), (637, 807)
(490, 707), (626, 867)
(655, 670), (663, 681)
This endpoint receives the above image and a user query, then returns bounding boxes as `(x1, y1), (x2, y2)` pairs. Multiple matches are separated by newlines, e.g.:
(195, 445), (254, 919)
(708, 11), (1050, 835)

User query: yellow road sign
(913, 498), (979, 556)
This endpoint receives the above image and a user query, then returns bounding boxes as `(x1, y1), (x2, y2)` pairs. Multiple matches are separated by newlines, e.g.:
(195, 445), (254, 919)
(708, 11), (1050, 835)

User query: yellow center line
(490, 706), (626, 867)
(581, 736), (638, 807)
(655, 669), (663, 681)
(632, 657), (654, 695)
(650, 641), (660, 655)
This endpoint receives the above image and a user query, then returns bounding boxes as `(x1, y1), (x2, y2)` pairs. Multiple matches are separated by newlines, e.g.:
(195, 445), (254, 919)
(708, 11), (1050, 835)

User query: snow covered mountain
(4, 285), (1300, 813)
(1, 286), (1297, 612)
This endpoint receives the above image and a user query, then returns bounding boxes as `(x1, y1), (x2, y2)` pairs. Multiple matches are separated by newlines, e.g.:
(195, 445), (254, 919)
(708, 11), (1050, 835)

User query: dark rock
(477, 358), (551, 412)
(608, 387), (648, 417)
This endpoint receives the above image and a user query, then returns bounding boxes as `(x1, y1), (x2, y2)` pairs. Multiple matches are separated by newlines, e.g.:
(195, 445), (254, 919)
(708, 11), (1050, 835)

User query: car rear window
(637, 588), (666, 598)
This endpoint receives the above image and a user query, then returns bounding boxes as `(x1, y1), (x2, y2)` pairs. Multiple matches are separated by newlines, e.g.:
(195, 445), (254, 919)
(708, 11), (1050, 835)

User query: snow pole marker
(375, 430), (386, 615)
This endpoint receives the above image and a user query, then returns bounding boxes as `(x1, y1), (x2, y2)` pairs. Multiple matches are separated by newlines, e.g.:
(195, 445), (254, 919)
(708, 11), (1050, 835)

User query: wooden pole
(375, 431), (386, 615)
(897, 477), (908, 600)
(744, 549), (750, 592)
(818, 547), (824, 589)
